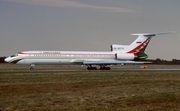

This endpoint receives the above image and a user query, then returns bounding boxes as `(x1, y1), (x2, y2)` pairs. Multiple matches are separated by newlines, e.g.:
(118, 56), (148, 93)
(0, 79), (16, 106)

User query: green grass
(0, 70), (180, 111)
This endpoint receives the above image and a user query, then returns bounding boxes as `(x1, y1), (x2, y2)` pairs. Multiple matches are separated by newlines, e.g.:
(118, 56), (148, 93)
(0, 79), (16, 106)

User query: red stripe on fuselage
(17, 52), (24, 54)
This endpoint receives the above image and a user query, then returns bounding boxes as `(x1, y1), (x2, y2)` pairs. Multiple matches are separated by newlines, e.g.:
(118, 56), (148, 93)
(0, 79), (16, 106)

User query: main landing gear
(86, 65), (111, 70)
(87, 65), (97, 70)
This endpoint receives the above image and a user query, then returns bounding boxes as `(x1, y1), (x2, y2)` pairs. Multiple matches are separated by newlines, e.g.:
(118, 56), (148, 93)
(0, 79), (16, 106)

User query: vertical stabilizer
(111, 31), (175, 60)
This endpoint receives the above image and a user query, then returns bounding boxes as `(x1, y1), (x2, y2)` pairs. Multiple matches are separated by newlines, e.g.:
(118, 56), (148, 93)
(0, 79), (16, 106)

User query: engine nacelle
(115, 53), (135, 60)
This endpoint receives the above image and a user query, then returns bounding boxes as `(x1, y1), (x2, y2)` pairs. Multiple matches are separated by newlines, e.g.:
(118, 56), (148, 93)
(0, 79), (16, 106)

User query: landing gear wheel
(30, 67), (34, 71)
(87, 67), (97, 70)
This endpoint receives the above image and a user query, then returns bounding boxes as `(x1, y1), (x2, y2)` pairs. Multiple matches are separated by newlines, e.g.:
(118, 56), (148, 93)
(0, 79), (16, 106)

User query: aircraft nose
(5, 57), (10, 63)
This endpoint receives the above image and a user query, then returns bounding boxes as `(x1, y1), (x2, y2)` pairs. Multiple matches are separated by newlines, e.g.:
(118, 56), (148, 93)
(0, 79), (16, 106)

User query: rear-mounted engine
(115, 53), (136, 60)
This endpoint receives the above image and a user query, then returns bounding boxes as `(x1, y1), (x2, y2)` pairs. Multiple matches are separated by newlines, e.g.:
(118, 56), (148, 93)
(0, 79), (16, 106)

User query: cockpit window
(11, 54), (18, 57)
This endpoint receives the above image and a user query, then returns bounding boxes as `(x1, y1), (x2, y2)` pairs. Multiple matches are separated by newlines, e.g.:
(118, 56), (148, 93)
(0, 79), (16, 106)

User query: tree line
(147, 58), (180, 65)
(1, 56), (180, 64)
(0, 57), (6, 63)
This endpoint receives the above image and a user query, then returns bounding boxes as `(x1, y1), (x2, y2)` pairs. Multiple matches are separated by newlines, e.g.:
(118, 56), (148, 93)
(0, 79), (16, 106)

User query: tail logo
(127, 37), (151, 54)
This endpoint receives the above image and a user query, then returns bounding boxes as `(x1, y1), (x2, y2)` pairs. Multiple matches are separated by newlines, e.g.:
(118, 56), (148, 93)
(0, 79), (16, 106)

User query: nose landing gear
(30, 64), (35, 71)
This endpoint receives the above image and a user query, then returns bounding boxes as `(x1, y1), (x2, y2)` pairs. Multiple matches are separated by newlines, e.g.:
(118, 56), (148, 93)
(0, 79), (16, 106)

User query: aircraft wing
(73, 59), (147, 65)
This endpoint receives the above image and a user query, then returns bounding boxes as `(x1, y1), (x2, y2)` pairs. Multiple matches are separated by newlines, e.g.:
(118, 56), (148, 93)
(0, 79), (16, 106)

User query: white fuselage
(5, 51), (118, 65)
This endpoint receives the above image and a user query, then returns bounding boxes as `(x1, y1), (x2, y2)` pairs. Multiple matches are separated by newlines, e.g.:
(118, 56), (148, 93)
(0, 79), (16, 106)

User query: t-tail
(111, 31), (175, 60)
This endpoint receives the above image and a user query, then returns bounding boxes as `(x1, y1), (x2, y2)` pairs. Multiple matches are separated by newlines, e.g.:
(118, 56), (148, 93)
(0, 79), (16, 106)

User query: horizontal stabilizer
(131, 31), (176, 37)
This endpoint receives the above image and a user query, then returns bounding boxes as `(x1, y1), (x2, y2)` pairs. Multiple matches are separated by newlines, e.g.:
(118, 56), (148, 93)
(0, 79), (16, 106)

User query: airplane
(5, 31), (175, 70)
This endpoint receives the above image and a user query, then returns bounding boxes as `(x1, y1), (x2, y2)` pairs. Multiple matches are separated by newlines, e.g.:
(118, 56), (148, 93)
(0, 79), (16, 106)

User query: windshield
(10, 54), (18, 57)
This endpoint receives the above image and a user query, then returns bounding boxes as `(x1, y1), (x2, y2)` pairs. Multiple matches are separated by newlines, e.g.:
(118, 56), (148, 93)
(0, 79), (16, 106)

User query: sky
(0, 0), (180, 60)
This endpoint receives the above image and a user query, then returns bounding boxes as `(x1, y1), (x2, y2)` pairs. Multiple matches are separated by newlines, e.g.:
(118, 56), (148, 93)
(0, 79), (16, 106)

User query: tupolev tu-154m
(5, 31), (175, 70)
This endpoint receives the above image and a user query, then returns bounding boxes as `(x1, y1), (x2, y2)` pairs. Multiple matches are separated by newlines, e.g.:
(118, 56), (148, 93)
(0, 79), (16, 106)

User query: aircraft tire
(30, 67), (34, 71)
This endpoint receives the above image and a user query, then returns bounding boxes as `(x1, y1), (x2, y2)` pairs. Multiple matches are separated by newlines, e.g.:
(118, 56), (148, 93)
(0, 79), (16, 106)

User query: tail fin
(111, 31), (175, 59)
